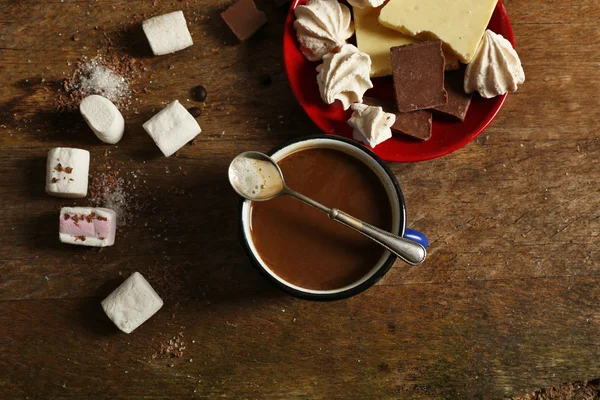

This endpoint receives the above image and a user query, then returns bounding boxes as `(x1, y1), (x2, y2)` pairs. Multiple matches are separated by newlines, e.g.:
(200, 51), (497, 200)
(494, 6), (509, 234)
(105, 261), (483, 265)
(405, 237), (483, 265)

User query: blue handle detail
(404, 228), (429, 249)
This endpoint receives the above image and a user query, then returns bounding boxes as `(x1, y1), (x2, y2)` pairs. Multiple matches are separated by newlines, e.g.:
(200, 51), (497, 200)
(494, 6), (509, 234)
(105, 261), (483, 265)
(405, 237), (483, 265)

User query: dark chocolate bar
(390, 40), (447, 112)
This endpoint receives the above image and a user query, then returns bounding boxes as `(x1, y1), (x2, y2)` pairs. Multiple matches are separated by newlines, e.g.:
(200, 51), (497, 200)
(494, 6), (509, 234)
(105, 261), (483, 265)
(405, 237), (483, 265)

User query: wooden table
(1, 0), (598, 398)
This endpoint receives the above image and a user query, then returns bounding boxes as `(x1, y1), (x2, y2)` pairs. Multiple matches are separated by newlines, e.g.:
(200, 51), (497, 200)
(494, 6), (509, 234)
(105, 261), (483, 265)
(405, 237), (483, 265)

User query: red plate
(283, 0), (515, 162)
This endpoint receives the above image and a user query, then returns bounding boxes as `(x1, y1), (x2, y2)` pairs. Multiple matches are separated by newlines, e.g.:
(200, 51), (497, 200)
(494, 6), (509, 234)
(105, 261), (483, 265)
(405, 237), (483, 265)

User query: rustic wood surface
(1, 0), (599, 399)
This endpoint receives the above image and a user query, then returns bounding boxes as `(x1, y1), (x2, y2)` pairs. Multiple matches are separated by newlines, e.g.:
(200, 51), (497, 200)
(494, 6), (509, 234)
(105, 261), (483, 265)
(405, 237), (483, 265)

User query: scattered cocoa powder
(144, 256), (187, 302)
(511, 379), (599, 400)
(152, 332), (186, 360)
(88, 155), (146, 227)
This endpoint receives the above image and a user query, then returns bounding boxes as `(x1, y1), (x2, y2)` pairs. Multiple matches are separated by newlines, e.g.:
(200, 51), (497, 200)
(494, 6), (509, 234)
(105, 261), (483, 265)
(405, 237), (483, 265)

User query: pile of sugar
(57, 55), (142, 111)
(89, 170), (132, 227)
(71, 58), (130, 105)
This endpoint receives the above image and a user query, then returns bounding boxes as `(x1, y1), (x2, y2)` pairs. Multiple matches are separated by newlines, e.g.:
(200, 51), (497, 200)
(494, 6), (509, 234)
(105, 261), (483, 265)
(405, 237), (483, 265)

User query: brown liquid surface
(250, 148), (392, 291)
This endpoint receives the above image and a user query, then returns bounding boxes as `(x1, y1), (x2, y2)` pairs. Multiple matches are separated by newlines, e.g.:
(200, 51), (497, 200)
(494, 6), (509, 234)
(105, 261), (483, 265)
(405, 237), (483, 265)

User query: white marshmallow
(46, 147), (90, 198)
(80, 95), (125, 144)
(142, 11), (193, 56)
(101, 272), (164, 334)
(142, 100), (201, 157)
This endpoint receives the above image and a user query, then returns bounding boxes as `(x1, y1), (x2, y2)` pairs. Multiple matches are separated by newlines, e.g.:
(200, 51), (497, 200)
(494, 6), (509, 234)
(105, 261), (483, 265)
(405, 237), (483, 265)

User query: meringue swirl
(316, 44), (373, 110)
(294, 0), (354, 62)
(464, 30), (525, 98)
(347, 0), (385, 9)
(348, 103), (395, 148)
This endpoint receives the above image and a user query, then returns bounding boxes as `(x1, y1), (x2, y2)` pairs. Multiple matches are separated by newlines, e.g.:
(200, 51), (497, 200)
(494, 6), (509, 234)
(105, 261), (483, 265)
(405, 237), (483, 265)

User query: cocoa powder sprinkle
(71, 215), (81, 226)
(85, 212), (96, 223)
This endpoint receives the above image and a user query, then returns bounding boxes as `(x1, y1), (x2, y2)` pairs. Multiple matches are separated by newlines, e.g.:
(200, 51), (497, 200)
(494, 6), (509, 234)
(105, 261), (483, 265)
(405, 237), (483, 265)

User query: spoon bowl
(228, 151), (285, 201)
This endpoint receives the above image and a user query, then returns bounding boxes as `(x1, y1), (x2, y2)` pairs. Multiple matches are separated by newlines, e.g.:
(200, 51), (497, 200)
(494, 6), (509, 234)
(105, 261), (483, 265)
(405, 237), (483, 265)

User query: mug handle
(404, 228), (429, 249)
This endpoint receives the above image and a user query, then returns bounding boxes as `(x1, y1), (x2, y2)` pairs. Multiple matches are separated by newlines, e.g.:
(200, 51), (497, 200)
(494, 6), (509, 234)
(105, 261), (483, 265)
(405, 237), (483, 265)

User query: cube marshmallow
(80, 95), (125, 144)
(101, 272), (164, 334)
(45, 147), (90, 198)
(59, 207), (117, 247)
(142, 11), (193, 56)
(142, 100), (201, 157)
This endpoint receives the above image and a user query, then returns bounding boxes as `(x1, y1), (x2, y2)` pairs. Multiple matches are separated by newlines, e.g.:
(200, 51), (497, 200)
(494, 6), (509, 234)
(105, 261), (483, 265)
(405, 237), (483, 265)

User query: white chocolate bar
(354, 6), (459, 77)
(379, 0), (498, 64)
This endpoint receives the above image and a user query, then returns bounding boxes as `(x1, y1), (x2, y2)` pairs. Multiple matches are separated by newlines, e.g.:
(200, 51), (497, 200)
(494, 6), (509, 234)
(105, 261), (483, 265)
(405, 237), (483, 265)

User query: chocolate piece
(390, 40), (447, 112)
(193, 85), (207, 102)
(393, 110), (432, 141)
(364, 97), (432, 141)
(433, 70), (472, 121)
(221, 0), (268, 42)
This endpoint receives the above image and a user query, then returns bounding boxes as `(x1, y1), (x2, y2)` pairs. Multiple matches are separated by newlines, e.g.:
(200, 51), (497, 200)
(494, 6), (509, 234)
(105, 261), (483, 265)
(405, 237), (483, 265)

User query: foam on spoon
(229, 155), (284, 200)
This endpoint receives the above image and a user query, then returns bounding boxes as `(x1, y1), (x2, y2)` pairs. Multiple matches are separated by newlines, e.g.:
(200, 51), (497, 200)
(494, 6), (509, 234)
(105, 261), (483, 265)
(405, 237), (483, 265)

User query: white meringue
(464, 30), (525, 98)
(294, 0), (354, 62)
(348, 103), (395, 148)
(316, 44), (373, 110)
(347, 0), (385, 9)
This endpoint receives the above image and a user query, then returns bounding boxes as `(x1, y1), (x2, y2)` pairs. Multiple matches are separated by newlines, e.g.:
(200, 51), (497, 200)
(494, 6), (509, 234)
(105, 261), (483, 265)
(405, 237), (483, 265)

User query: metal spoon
(229, 151), (426, 266)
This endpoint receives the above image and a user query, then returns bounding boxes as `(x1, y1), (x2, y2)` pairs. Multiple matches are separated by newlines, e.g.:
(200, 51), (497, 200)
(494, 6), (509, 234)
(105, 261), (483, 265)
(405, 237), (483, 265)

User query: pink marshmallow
(59, 207), (116, 247)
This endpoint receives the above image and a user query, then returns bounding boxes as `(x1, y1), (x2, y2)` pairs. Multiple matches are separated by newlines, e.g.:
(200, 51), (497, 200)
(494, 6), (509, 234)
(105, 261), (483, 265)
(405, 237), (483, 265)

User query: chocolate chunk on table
(364, 97), (432, 141)
(433, 70), (472, 121)
(221, 0), (267, 42)
(390, 40), (447, 112)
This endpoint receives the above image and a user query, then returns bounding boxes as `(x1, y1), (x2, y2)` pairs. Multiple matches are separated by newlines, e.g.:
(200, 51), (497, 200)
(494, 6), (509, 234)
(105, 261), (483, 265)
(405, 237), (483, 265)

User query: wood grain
(1, 0), (599, 399)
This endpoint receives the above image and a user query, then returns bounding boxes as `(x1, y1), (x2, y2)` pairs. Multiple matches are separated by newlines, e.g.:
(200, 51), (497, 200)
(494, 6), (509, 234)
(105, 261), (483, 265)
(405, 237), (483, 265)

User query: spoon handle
(330, 209), (427, 266)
